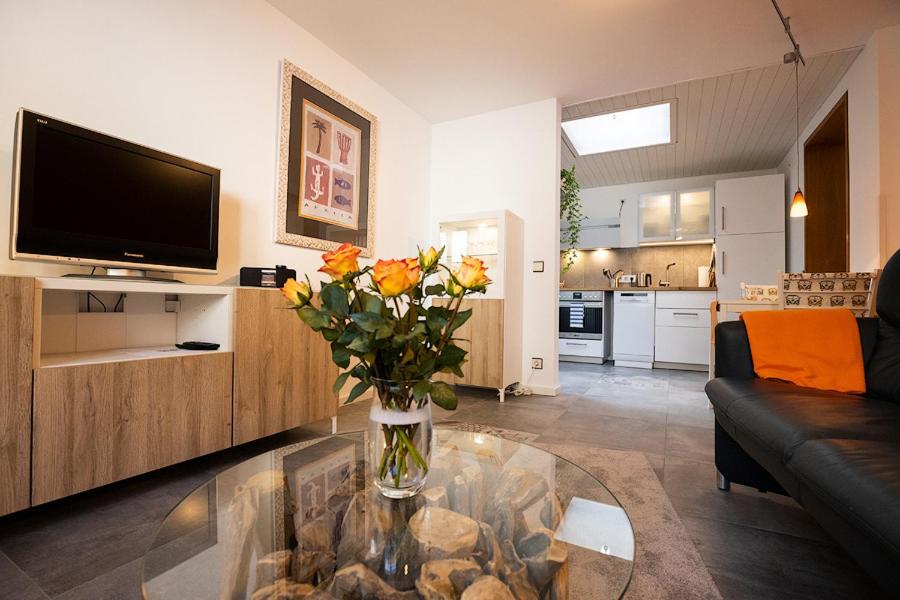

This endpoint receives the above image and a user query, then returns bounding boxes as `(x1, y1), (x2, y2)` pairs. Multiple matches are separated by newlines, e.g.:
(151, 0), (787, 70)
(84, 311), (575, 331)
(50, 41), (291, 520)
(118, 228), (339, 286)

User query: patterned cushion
(782, 272), (876, 318)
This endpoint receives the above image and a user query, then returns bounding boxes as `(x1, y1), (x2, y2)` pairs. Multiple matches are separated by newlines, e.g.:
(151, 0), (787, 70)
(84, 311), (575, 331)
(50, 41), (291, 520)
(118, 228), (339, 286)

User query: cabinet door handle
(721, 250), (726, 275)
(673, 312), (699, 317)
(720, 206), (725, 231)
(565, 342), (588, 347)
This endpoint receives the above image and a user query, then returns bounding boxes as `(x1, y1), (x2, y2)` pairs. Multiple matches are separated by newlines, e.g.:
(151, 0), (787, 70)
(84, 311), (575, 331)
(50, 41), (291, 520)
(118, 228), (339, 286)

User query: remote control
(176, 341), (221, 351)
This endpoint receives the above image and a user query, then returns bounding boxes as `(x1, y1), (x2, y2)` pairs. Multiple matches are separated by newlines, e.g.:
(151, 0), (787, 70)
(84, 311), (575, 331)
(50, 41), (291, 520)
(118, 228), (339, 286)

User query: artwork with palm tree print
(278, 59), (376, 256)
(300, 99), (361, 230)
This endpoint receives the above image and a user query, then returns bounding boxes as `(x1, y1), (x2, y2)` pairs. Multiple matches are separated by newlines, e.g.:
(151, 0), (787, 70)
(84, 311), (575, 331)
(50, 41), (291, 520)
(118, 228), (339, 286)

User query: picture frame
(276, 60), (377, 257)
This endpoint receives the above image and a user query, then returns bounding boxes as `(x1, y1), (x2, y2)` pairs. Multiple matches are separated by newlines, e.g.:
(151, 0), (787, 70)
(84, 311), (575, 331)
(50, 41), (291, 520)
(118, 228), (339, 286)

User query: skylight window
(562, 102), (672, 156)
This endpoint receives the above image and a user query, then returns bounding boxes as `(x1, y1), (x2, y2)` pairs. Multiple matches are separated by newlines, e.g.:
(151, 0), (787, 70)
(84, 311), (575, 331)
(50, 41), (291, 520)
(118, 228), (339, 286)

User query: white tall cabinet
(434, 210), (523, 400)
(714, 174), (786, 299)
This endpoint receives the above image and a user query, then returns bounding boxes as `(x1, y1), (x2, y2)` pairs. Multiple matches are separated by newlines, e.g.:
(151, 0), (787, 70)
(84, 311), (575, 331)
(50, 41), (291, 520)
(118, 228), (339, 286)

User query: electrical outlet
(531, 357), (543, 370)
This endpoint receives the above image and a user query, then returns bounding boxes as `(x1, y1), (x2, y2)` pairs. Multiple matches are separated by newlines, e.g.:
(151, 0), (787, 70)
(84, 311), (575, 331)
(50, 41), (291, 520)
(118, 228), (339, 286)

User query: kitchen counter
(561, 286), (717, 292)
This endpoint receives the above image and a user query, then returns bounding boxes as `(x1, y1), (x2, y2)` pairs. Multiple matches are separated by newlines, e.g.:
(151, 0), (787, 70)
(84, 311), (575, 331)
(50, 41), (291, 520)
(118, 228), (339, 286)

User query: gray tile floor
(0, 362), (884, 599)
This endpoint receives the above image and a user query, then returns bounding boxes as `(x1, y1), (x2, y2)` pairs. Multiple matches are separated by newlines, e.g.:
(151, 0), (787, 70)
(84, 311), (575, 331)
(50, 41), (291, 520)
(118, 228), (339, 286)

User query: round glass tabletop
(142, 425), (634, 599)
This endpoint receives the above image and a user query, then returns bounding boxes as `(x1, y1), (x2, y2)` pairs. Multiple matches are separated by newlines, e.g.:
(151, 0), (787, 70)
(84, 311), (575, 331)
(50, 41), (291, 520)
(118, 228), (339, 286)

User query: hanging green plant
(560, 166), (584, 274)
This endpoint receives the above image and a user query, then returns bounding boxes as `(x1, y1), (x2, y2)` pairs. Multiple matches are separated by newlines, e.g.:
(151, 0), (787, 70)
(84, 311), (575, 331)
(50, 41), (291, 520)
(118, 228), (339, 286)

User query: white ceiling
(267, 0), (900, 123)
(562, 48), (860, 187)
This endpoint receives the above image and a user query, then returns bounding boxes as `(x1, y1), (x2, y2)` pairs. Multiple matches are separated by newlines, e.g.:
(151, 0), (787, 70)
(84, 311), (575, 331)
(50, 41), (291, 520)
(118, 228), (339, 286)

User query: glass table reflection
(142, 425), (634, 599)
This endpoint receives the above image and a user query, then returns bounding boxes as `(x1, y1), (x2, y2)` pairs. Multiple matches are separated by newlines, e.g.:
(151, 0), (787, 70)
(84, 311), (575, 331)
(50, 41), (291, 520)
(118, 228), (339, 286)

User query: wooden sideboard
(0, 277), (338, 516)
(233, 288), (338, 444)
(32, 353), (233, 504)
(0, 277), (35, 516)
(434, 298), (508, 394)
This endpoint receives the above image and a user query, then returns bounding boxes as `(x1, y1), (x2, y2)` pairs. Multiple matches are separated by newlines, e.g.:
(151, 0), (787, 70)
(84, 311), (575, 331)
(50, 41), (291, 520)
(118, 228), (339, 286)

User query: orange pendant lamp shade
(790, 189), (808, 218)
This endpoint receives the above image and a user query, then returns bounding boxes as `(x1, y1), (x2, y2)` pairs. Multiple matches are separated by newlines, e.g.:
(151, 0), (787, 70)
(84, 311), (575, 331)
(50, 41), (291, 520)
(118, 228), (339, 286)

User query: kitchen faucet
(659, 263), (676, 287)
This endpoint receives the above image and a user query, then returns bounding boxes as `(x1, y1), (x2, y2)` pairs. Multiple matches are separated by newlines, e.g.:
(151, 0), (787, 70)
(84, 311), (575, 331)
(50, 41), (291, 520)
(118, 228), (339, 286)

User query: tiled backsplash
(560, 244), (714, 288)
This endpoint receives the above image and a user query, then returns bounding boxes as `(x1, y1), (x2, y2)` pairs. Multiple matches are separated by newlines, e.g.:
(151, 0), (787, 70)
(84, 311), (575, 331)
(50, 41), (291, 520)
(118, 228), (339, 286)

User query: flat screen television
(11, 109), (220, 275)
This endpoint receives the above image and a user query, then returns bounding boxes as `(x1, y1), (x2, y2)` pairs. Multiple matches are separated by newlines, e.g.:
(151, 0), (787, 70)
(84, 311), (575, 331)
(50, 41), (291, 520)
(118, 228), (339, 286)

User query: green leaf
(321, 284), (350, 317)
(416, 357), (436, 377)
(351, 363), (368, 380)
(298, 306), (330, 331)
(331, 342), (351, 368)
(351, 312), (386, 333)
(363, 294), (385, 314)
(322, 327), (341, 342)
(346, 380), (371, 404)
(426, 306), (450, 331)
(412, 380), (431, 401)
(332, 371), (351, 395)
(429, 381), (458, 410)
(447, 309), (472, 334)
(437, 343), (467, 368)
(425, 283), (445, 296)
(347, 335), (373, 353)
(375, 322), (395, 340)
(338, 328), (357, 345)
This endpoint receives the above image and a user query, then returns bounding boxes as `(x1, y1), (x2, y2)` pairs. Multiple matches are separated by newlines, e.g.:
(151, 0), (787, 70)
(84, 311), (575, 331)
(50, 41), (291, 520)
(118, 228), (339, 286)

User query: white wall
(431, 99), (561, 396)
(777, 27), (892, 271)
(0, 0), (431, 283)
(577, 169), (776, 247)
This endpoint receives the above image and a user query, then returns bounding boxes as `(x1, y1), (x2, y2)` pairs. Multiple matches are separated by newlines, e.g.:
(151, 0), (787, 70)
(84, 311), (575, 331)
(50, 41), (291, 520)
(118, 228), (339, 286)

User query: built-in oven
(559, 291), (604, 340)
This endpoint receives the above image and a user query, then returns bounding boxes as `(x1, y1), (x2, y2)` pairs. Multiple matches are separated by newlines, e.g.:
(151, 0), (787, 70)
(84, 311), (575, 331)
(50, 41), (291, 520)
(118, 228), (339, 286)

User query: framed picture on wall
(276, 60), (377, 256)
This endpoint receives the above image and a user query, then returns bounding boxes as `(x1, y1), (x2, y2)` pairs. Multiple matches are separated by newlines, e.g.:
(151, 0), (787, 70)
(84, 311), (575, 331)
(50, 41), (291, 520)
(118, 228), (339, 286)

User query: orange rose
(281, 278), (311, 307)
(319, 242), (361, 280)
(455, 256), (491, 290)
(373, 258), (420, 297)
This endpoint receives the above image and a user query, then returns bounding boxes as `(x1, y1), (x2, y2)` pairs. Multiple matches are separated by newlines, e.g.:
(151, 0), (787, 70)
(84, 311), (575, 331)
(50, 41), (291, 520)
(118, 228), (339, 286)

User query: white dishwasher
(612, 291), (655, 369)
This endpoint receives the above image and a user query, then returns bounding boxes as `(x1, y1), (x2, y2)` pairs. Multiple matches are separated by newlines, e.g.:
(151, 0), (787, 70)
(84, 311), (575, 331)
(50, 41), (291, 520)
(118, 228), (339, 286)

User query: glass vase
(368, 379), (433, 499)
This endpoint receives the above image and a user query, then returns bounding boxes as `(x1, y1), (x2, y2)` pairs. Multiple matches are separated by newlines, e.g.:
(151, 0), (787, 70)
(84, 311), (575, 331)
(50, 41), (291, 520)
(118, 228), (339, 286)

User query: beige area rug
(443, 422), (722, 600)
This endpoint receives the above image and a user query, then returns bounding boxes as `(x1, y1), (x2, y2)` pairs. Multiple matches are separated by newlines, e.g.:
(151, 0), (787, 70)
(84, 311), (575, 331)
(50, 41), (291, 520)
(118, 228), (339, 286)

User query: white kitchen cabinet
(676, 188), (714, 240)
(715, 231), (785, 300)
(655, 327), (710, 365)
(558, 338), (605, 358)
(638, 192), (675, 242)
(715, 174), (785, 236)
(639, 189), (714, 243)
(655, 291), (717, 310)
(654, 291), (713, 367)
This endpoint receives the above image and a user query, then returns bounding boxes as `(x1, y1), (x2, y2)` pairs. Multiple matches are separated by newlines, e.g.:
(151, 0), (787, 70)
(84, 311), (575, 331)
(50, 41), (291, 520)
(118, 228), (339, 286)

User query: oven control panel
(559, 291), (605, 302)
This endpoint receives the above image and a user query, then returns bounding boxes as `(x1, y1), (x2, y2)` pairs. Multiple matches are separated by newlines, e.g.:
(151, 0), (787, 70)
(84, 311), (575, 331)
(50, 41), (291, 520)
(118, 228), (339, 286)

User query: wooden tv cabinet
(0, 276), (338, 516)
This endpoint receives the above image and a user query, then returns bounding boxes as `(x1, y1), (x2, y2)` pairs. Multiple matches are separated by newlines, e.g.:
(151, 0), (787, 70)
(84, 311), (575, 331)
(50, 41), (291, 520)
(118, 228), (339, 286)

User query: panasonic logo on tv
(124, 252), (144, 258)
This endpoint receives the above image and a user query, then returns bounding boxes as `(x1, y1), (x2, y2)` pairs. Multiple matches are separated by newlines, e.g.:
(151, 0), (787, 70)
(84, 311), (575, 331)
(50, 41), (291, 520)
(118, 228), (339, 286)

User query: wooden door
(804, 93), (849, 272)
(0, 277), (34, 516)
(434, 298), (504, 389)
(32, 353), (233, 504)
(233, 288), (338, 445)
(714, 174), (785, 236)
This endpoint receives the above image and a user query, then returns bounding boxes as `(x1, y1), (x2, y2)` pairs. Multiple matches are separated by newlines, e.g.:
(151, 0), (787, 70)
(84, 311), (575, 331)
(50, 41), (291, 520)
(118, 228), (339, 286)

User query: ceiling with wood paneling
(562, 48), (860, 188)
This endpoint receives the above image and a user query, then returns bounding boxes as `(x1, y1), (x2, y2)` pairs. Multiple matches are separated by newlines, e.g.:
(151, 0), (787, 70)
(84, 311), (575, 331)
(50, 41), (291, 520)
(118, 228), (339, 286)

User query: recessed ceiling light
(562, 102), (672, 156)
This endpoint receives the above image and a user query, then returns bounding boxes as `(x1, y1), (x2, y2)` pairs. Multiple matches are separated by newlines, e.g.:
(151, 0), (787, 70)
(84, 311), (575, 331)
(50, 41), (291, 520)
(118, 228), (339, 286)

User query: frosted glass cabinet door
(676, 188), (713, 240)
(638, 192), (675, 242)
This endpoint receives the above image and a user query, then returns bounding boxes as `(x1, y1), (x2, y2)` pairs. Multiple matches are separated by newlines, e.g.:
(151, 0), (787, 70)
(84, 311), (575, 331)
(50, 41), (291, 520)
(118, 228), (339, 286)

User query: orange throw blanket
(741, 308), (866, 393)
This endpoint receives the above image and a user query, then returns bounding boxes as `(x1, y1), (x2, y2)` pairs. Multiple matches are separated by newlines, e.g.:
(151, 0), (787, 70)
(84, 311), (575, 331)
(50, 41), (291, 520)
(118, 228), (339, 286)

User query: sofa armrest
(714, 320), (755, 379)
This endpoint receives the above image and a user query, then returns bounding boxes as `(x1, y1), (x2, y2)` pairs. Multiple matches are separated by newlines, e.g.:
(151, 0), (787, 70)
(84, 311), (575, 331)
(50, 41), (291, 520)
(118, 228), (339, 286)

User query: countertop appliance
(612, 291), (655, 369)
(559, 290), (608, 363)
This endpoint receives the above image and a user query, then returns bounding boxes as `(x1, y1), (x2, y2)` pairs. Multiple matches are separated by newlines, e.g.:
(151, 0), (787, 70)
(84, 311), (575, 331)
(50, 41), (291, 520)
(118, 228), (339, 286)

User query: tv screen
(12, 109), (220, 273)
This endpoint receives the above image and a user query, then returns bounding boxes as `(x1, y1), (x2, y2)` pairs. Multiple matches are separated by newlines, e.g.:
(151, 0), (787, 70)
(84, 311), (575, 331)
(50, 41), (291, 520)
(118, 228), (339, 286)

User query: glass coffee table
(142, 425), (634, 599)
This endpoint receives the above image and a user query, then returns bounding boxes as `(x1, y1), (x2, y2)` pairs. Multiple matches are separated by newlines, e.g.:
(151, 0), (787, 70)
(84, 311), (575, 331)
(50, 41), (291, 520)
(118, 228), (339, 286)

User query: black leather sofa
(706, 250), (900, 594)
